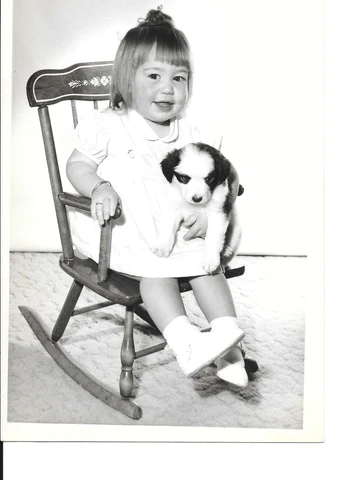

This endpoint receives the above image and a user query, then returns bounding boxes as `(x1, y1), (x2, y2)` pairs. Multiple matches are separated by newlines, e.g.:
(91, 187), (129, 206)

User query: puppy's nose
(192, 195), (203, 203)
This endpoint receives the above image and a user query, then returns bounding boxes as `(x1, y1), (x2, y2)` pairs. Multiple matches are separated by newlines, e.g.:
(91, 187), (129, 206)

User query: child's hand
(91, 184), (120, 225)
(183, 213), (207, 240)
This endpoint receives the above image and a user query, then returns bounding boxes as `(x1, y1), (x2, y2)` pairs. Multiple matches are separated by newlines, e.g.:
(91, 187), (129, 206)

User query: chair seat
(59, 255), (142, 306)
(59, 253), (245, 307)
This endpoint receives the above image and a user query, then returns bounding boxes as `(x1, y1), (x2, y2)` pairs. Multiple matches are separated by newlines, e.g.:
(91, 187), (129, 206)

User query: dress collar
(126, 109), (179, 143)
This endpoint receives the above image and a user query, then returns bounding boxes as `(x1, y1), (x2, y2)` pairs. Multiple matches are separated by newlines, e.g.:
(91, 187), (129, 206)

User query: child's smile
(154, 101), (175, 111)
(133, 47), (189, 136)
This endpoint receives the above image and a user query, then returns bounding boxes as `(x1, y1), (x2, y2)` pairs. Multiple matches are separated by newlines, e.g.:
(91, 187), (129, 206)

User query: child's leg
(188, 273), (237, 323)
(188, 273), (248, 387)
(139, 277), (242, 378)
(139, 277), (185, 333)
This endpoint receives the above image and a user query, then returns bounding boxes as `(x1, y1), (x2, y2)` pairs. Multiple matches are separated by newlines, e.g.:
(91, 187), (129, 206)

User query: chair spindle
(71, 100), (78, 128)
(38, 106), (75, 262)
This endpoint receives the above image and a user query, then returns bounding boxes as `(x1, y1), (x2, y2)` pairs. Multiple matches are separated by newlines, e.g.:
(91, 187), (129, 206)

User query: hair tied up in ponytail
(138, 6), (174, 28)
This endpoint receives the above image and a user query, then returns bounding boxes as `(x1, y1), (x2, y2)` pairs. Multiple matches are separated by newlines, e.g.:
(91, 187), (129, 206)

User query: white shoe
(215, 346), (248, 387)
(175, 328), (245, 378)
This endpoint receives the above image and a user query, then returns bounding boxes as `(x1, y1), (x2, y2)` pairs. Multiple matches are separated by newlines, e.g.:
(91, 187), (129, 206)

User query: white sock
(163, 315), (199, 352)
(210, 316), (239, 332)
(163, 315), (192, 338)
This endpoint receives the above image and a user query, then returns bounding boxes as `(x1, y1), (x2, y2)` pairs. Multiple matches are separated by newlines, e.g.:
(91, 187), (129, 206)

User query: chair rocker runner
(21, 61), (258, 420)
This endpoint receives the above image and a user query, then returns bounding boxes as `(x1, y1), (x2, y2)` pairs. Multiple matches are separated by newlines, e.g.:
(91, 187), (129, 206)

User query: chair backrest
(26, 61), (114, 261)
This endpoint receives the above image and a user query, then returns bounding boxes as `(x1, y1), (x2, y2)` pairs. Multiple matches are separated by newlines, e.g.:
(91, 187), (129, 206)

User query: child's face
(132, 47), (189, 129)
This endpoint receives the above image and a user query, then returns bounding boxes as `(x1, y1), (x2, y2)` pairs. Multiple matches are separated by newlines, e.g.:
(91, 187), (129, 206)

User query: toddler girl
(67, 8), (248, 387)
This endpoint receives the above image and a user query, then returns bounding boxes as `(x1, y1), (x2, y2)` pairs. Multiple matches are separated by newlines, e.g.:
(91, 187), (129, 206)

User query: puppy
(152, 142), (242, 273)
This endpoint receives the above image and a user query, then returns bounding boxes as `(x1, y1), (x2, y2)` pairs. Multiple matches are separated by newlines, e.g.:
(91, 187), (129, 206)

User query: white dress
(69, 108), (224, 278)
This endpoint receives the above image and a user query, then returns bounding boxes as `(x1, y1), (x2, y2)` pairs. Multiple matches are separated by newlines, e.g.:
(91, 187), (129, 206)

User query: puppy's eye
(174, 173), (191, 184)
(205, 174), (216, 186)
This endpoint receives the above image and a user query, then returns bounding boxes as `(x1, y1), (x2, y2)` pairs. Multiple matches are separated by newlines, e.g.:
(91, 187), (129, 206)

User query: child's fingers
(95, 202), (105, 225)
(91, 201), (98, 221)
(184, 223), (203, 240)
(91, 200), (104, 223)
(184, 214), (207, 240)
(183, 214), (197, 228)
(102, 198), (111, 221)
(110, 199), (119, 217)
(224, 245), (234, 257)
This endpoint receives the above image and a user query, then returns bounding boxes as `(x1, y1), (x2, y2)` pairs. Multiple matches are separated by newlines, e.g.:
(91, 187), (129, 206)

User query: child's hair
(110, 8), (193, 110)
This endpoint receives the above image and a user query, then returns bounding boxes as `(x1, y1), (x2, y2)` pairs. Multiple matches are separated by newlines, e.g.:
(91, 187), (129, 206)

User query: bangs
(132, 28), (191, 70)
(153, 32), (191, 69)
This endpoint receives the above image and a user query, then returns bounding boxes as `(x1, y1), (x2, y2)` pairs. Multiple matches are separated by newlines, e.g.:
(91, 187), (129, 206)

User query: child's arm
(67, 149), (120, 225)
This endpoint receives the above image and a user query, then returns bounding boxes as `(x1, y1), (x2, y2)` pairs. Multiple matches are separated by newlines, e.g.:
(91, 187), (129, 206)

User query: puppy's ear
(215, 155), (231, 185)
(209, 148), (231, 185)
(195, 142), (231, 185)
(160, 149), (181, 183)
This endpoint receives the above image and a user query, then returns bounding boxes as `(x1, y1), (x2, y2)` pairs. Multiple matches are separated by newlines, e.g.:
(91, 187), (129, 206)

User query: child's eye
(173, 76), (187, 82)
(149, 73), (160, 80)
(174, 173), (191, 184)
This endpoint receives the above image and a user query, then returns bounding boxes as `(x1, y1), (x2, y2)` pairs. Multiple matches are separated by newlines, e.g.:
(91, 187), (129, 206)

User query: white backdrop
(9, 0), (323, 254)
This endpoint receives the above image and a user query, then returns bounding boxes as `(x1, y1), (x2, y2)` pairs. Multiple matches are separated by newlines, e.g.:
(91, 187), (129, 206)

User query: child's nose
(161, 81), (174, 94)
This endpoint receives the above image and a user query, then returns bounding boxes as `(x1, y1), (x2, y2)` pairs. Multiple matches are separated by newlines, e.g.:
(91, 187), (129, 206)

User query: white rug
(7, 253), (306, 429)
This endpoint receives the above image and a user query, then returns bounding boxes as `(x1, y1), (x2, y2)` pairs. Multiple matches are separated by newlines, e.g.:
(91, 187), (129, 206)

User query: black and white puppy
(152, 142), (241, 273)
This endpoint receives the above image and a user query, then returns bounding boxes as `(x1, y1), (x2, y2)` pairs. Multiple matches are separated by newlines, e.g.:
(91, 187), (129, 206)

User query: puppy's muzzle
(192, 195), (203, 203)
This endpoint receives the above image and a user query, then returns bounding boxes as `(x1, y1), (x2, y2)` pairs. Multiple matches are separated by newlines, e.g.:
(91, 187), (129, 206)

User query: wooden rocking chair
(20, 61), (258, 420)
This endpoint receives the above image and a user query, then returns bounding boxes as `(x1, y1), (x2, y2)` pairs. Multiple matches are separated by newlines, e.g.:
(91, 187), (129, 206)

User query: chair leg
(51, 280), (83, 342)
(120, 306), (135, 398)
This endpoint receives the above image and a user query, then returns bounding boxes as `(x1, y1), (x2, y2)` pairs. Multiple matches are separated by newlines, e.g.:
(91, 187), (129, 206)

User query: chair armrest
(58, 192), (121, 282)
(58, 192), (91, 212)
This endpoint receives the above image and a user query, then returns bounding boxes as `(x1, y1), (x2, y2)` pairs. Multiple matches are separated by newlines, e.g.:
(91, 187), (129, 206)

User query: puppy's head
(161, 143), (231, 205)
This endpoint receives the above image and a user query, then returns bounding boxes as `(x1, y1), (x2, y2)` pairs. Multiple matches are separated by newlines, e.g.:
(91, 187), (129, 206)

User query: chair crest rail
(27, 61), (114, 107)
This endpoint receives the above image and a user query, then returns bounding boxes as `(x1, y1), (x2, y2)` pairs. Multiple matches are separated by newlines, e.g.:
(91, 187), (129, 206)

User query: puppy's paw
(202, 253), (221, 274)
(151, 247), (171, 258)
(151, 240), (174, 258)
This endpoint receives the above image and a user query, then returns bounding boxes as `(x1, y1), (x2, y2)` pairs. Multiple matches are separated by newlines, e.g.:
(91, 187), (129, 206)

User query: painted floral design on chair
(68, 76), (111, 89)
